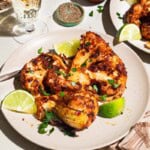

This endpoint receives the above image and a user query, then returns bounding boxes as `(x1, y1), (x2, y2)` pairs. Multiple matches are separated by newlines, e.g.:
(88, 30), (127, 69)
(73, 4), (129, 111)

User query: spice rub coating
(20, 31), (127, 130)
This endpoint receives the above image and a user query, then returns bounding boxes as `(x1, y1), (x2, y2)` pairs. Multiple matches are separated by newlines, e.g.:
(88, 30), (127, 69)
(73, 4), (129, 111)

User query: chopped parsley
(38, 47), (43, 54)
(93, 84), (98, 92)
(97, 5), (104, 13)
(27, 68), (34, 74)
(55, 70), (67, 77)
(89, 10), (94, 17)
(38, 111), (57, 134)
(108, 79), (120, 89)
(85, 41), (91, 46)
(81, 60), (88, 67)
(71, 68), (77, 72)
(59, 91), (65, 97)
(100, 94), (107, 101)
(116, 12), (123, 20)
(38, 122), (48, 134)
(39, 86), (50, 96)
(48, 127), (55, 135)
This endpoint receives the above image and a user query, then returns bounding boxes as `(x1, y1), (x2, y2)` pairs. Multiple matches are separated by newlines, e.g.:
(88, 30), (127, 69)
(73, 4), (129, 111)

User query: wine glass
(12, 0), (48, 43)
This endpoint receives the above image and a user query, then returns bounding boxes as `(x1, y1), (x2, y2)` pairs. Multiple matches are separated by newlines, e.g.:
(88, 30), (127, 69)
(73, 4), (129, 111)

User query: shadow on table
(0, 110), (50, 150)
(102, 0), (150, 64)
(0, 9), (18, 36)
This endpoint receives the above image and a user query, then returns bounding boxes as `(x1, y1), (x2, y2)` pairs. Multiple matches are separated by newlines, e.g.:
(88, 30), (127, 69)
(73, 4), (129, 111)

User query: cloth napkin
(108, 111), (150, 150)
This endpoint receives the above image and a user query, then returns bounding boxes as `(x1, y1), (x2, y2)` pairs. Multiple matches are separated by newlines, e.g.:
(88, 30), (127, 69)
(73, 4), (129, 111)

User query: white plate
(109, 0), (150, 54)
(0, 29), (149, 150)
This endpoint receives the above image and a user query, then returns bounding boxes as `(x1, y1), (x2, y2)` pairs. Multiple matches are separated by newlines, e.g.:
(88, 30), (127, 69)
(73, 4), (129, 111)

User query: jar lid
(53, 2), (84, 27)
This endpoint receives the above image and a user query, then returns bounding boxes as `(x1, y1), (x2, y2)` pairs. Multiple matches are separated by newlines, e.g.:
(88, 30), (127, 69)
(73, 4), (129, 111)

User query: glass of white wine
(12, 0), (47, 43)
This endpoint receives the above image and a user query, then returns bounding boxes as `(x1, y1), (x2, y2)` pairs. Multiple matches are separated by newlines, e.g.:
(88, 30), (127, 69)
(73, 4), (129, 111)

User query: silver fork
(0, 70), (20, 82)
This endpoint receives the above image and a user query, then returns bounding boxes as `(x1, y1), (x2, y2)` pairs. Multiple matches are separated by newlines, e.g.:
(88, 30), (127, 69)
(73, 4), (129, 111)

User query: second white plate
(109, 0), (150, 54)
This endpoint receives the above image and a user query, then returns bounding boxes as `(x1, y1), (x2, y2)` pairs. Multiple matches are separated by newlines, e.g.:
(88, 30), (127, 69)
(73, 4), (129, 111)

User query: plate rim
(1, 29), (150, 149)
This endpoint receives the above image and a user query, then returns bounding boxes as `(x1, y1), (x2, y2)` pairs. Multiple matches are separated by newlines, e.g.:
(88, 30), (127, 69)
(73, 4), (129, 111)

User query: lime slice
(2, 90), (37, 114)
(126, 0), (137, 5)
(98, 97), (125, 118)
(117, 23), (142, 42)
(54, 39), (80, 57)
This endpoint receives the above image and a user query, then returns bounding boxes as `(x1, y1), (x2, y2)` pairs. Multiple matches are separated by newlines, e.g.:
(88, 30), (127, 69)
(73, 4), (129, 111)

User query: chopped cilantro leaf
(27, 68), (34, 74)
(44, 111), (57, 122)
(97, 5), (104, 13)
(71, 68), (77, 72)
(48, 127), (55, 135)
(108, 79), (115, 85)
(85, 41), (91, 46)
(38, 122), (48, 134)
(81, 60), (88, 67)
(108, 79), (120, 89)
(38, 111), (58, 135)
(39, 86), (50, 96)
(93, 84), (98, 92)
(89, 10), (94, 17)
(38, 47), (43, 54)
(100, 94), (107, 101)
(59, 91), (65, 97)
(55, 70), (67, 77)
(116, 12), (123, 19)
(113, 83), (120, 88)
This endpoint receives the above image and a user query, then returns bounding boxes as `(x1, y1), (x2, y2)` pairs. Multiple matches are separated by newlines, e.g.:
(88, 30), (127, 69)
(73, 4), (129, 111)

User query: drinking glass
(12, 0), (47, 43)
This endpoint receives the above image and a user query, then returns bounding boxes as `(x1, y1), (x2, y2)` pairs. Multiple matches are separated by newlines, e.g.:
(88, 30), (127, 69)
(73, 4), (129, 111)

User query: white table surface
(0, 0), (149, 150)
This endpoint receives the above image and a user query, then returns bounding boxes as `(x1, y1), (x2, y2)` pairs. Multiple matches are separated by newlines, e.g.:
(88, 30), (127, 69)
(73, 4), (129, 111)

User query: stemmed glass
(12, 0), (47, 43)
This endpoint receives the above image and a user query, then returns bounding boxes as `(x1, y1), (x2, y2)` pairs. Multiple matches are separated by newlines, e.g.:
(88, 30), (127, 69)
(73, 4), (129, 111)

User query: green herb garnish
(108, 79), (120, 89)
(27, 68), (34, 74)
(38, 47), (43, 54)
(38, 122), (48, 134)
(39, 86), (50, 96)
(85, 41), (91, 46)
(55, 70), (67, 77)
(116, 12), (123, 20)
(38, 111), (57, 134)
(93, 84), (98, 92)
(89, 10), (94, 17)
(97, 5), (104, 13)
(81, 59), (88, 67)
(59, 91), (65, 97)
(113, 83), (120, 88)
(71, 68), (77, 72)
(48, 127), (55, 135)
(44, 111), (58, 122)
(100, 94), (107, 101)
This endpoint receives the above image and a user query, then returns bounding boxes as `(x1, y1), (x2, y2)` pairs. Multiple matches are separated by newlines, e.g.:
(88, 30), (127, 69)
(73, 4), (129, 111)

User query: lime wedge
(2, 90), (37, 114)
(98, 97), (125, 118)
(126, 0), (137, 5)
(54, 39), (80, 57)
(117, 23), (142, 42)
